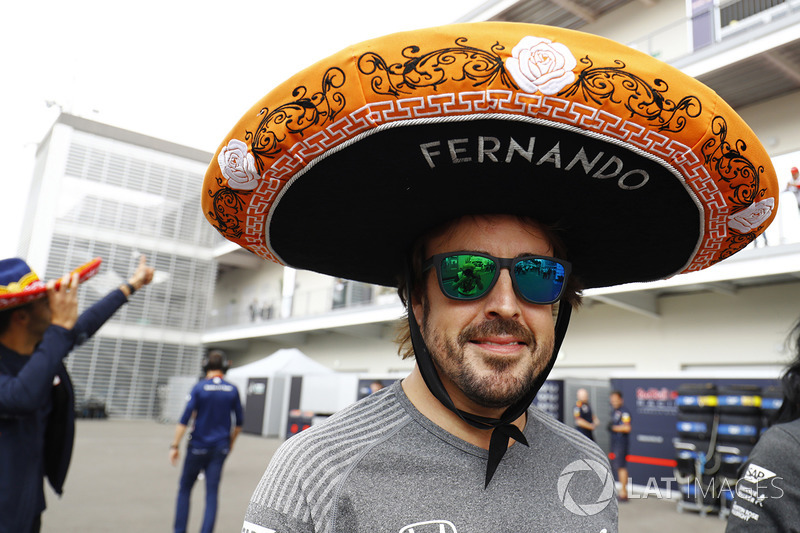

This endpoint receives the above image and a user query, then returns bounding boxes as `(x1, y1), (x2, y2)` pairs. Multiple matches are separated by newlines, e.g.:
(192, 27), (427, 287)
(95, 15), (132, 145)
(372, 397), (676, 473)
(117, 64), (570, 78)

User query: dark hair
(776, 319), (800, 424)
(203, 349), (229, 373)
(610, 390), (623, 399)
(394, 214), (583, 359)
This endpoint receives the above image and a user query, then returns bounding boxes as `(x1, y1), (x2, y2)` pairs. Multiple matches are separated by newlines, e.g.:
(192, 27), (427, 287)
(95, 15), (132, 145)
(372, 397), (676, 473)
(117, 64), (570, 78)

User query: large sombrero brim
(202, 22), (778, 289)
(0, 257), (102, 311)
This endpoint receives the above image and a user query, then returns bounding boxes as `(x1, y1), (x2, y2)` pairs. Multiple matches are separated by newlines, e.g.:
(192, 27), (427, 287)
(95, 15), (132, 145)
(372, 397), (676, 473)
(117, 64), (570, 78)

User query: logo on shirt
(399, 520), (457, 533)
(557, 459), (615, 516)
(241, 522), (276, 533)
(743, 463), (777, 485)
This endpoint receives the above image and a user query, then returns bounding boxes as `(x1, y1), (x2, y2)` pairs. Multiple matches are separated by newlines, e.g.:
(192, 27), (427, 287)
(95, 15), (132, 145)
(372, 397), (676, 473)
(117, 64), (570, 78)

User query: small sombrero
(202, 21), (778, 291)
(0, 257), (102, 311)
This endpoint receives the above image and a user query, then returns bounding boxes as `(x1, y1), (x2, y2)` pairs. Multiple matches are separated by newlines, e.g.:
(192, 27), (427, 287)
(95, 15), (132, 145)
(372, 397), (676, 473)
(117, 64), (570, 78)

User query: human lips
(458, 318), (536, 355)
(469, 335), (528, 355)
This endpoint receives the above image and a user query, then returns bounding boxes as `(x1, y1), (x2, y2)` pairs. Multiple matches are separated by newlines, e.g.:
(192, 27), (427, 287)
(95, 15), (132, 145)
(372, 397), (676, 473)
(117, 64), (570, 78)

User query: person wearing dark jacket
(0, 255), (153, 533)
(726, 319), (800, 532)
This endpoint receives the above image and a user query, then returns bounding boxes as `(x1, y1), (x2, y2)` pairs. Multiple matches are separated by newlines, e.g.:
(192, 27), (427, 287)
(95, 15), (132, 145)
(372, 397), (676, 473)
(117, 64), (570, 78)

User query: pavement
(42, 420), (730, 532)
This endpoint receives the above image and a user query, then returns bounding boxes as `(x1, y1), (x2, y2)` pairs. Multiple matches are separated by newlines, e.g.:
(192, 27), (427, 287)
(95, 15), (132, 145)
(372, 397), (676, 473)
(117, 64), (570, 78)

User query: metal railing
(626, 0), (800, 63)
(206, 284), (402, 329)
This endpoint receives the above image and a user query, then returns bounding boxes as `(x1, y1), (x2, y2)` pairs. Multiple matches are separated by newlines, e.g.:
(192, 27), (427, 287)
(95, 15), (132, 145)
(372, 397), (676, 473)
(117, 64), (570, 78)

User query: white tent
(228, 348), (331, 377)
(225, 348), (340, 438)
(226, 348), (334, 403)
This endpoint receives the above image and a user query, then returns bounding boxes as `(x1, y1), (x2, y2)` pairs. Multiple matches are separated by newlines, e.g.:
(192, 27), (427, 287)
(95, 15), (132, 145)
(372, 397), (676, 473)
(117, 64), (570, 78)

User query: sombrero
(0, 258), (102, 311)
(201, 21), (778, 486)
(203, 21), (778, 291)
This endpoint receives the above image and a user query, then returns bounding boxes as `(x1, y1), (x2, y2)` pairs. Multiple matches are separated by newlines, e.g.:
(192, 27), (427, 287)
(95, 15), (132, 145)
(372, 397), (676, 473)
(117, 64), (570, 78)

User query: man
(200, 22), (777, 532)
(787, 166), (800, 209)
(574, 387), (599, 441)
(726, 318), (800, 531)
(169, 349), (243, 533)
(0, 255), (154, 533)
(609, 390), (632, 502)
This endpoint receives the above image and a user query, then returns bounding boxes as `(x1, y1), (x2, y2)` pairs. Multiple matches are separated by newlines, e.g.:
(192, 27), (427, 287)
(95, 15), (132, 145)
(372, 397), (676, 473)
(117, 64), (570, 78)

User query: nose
(482, 268), (522, 319)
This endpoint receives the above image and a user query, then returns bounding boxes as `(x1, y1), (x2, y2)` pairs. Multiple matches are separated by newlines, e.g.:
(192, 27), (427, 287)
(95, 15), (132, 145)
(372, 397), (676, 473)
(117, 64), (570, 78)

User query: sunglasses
(422, 252), (571, 305)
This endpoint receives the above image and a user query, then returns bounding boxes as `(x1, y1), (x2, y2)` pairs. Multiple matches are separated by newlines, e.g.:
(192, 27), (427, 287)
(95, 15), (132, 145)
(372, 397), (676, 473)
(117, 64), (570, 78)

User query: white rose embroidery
(506, 36), (577, 96)
(727, 197), (775, 233)
(218, 139), (259, 191)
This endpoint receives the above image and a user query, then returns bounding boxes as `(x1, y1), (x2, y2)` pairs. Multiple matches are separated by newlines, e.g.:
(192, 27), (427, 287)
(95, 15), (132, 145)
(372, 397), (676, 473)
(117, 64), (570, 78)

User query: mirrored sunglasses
(422, 252), (571, 305)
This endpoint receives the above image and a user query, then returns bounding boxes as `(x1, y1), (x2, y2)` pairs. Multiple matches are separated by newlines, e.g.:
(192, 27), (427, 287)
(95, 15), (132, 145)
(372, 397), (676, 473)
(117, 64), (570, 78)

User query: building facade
(19, 113), (218, 419)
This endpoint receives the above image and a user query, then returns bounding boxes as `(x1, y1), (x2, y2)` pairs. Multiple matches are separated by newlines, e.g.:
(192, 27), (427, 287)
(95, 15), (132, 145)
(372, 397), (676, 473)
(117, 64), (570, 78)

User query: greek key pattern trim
(252, 92), (727, 269)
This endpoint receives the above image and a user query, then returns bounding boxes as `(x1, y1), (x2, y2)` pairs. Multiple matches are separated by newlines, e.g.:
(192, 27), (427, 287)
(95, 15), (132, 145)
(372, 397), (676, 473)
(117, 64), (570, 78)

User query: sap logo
(399, 520), (458, 533)
(743, 464), (777, 484)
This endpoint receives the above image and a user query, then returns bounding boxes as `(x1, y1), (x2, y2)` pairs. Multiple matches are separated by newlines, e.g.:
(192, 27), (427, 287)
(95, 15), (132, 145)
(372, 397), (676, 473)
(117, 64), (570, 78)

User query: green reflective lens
(440, 254), (495, 299)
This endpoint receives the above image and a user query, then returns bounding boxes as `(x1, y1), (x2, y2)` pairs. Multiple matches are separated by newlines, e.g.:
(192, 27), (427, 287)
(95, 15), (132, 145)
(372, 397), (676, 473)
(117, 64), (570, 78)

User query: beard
(422, 313), (554, 409)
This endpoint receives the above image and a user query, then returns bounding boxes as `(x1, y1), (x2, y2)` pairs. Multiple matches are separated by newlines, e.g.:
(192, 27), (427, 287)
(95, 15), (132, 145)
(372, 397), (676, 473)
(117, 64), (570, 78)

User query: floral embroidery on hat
(728, 197), (775, 233)
(506, 36), (577, 95)
(218, 139), (259, 191)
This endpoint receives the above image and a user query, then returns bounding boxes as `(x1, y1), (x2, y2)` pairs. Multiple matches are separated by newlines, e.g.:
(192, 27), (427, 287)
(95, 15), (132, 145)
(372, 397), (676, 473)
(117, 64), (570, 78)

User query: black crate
(718, 413), (761, 445)
(676, 383), (717, 413)
(717, 385), (762, 415)
(676, 411), (715, 440)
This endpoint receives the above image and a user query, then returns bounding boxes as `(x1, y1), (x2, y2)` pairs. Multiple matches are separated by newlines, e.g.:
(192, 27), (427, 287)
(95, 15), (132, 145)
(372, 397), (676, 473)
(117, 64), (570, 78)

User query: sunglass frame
(422, 251), (572, 305)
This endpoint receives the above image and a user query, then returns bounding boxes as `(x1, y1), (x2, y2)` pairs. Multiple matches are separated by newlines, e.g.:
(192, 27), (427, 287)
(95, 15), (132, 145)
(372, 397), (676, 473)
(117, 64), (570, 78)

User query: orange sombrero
(202, 22), (778, 290)
(0, 258), (102, 311)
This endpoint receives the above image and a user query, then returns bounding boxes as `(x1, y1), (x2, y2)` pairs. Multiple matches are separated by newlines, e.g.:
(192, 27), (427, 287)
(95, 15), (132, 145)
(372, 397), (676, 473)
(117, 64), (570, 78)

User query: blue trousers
(174, 444), (229, 533)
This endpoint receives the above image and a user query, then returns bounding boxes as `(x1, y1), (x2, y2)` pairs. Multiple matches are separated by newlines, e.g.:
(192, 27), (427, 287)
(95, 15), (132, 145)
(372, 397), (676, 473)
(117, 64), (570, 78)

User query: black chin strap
(406, 269), (573, 488)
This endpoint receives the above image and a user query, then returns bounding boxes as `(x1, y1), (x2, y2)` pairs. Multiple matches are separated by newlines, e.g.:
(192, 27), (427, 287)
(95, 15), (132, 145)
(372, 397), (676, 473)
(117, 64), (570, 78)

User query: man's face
(577, 388), (589, 403)
(610, 393), (623, 409)
(412, 214), (557, 413)
(24, 297), (52, 341)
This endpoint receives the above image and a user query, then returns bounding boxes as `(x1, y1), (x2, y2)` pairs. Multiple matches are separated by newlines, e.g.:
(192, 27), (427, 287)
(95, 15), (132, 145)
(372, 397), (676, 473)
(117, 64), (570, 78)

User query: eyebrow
(450, 249), (555, 259)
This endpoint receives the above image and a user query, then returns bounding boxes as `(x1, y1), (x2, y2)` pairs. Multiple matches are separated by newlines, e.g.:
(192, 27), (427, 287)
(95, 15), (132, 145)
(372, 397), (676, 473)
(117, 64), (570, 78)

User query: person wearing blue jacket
(169, 350), (243, 533)
(0, 255), (154, 533)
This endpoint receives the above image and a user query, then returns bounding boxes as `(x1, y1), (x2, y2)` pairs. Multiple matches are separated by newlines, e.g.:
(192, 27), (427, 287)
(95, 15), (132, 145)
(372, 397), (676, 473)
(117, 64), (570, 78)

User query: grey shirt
(726, 417), (800, 532)
(244, 380), (618, 533)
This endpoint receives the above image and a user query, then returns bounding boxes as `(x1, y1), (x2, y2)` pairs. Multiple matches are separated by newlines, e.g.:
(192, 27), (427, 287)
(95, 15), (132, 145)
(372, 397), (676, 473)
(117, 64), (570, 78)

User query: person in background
(0, 255), (154, 533)
(609, 390), (632, 502)
(726, 319), (800, 531)
(786, 166), (800, 210)
(169, 349), (243, 533)
(574, 387), (599, 441)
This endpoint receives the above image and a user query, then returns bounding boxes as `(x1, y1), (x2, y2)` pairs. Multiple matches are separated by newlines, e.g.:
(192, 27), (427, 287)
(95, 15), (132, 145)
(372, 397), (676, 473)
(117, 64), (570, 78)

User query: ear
(410, 287), (425, 330)
(11, 306), (30, 326)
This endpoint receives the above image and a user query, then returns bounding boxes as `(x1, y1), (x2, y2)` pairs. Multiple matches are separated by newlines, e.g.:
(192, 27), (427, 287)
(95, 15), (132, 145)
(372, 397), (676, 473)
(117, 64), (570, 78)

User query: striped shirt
(244, 380), (617, 533)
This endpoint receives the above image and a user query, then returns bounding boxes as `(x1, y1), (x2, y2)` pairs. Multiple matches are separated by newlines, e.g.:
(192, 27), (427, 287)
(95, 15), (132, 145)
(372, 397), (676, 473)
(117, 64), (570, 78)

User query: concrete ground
(42, 420), (729, 532)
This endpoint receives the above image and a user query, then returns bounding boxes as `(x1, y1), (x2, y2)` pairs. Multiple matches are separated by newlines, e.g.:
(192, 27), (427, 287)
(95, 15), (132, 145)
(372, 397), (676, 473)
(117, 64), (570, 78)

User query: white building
(20, 113), (218, 419)
(202, 0), (800, 382)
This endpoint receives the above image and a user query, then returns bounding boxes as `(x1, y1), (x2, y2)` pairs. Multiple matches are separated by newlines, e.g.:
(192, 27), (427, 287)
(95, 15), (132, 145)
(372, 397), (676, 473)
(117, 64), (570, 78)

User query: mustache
(456, 318), (536, 347)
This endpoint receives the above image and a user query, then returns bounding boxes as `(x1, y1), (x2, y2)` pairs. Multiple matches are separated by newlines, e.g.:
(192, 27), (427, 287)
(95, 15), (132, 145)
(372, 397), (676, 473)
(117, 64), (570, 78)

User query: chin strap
(406, 269), (572, 488)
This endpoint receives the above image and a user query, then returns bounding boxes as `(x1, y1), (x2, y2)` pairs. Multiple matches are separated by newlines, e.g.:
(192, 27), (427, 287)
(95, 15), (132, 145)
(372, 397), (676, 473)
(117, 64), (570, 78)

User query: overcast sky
(0, 0), (488, 259)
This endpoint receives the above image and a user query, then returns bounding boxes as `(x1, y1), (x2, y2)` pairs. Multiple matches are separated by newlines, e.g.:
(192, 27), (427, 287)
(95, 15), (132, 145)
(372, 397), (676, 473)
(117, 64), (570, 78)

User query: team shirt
(179, 376), (243, 448)
(244, 381), (618, 533)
